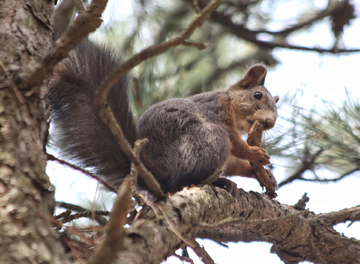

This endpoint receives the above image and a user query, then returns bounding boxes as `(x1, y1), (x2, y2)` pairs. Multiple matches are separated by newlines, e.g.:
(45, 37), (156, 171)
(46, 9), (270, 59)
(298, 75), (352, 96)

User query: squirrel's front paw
(248, 146), (270, 166)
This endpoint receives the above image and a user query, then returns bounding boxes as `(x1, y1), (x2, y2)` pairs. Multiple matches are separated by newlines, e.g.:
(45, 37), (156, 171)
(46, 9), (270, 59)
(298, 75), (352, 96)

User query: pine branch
(109, 186), (360, 263)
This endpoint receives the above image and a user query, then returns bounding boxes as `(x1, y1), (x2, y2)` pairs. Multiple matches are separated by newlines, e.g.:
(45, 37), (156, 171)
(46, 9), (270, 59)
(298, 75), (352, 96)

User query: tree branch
(278, 148), (324, 187)
(19, 0), (109, 90)
(109, 186), (360, 263)
(48, 154), (118, 194)
(293, 192), (310, 210)
(89, 178), (132, 264)
(299, 168), (359, 183)
(55, 201), (109, 226)
(317, 205), (360, 227)
(248, 0), (342, 36)
(210, 10), (360, 54)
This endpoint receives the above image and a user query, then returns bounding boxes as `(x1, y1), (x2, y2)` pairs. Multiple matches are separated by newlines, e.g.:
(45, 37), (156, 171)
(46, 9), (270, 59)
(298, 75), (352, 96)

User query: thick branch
(113, 186), (360, 263)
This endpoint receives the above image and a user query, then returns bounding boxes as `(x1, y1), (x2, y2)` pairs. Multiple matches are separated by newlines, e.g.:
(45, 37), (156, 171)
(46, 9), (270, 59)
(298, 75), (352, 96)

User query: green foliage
(303, 92), (360, 173)
(265, 91), (360, 183)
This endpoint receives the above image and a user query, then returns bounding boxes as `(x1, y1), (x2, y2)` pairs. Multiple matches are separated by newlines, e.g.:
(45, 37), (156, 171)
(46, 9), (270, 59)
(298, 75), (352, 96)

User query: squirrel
(48, 40), (279, 196)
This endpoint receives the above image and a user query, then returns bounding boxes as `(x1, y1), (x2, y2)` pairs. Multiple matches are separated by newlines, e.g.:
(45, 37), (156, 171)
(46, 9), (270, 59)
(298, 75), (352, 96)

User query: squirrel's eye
(253, 92), (262, 100)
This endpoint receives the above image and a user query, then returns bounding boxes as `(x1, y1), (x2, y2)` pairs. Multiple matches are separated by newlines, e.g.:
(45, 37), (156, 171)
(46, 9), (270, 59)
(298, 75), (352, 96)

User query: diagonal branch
(210, 10), (360, 54)
(299, 168), (359, 183)
(248, 0), (342, 36)
(317, 205), (360, 227)
(48, 154), (118, 193)
(89, 178), (132, 264)
(19, 0), (109, 90)
(278, 148), (324, 187)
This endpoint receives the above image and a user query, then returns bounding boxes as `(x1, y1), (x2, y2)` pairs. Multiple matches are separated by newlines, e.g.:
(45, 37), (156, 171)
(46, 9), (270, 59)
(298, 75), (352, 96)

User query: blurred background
(48, 0), (360, 263)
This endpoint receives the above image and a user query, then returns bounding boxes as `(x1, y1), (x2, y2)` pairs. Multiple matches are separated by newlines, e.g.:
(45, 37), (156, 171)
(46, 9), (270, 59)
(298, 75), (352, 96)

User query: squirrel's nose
(264, 118), (275, 129)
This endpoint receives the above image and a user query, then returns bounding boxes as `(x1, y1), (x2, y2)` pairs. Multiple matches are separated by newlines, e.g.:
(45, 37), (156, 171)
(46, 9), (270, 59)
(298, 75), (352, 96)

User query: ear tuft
(238, 64), (267, 88)
(273, 95), (279, 103)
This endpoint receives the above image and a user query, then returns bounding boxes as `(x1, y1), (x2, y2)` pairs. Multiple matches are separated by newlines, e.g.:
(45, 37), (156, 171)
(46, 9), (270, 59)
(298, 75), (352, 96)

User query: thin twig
(182, 40), (209, 50)
(129, 138), (149, 205)
(192, 0), (201, 13)
(278, 148), (324, 187)
(210, 10), (360, 54)
(56, 211), (110, 225)
(246, 0), (339, 36)
(173, 252), (194, 264)
(91, 182), (100, 232)
(299, 168), (359, 183)
(38, 212), (96, 247)
(73, 0), (85, 14)
(48, 154), (117, 193)
(56, 201), (109, 225)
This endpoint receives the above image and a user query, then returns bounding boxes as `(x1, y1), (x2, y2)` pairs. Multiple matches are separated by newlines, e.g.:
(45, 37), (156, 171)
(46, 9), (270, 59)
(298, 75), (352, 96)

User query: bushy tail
(49, 40), (136, 188)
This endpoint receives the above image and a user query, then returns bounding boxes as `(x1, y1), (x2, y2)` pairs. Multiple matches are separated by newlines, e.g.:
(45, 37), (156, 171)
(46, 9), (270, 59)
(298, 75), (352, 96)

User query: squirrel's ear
(238, 64), (267, 88)
(273, 95), (279, 103)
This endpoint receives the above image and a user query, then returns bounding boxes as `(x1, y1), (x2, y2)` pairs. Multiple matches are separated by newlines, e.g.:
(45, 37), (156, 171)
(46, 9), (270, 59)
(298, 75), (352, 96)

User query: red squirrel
(48, 40), (279, 196)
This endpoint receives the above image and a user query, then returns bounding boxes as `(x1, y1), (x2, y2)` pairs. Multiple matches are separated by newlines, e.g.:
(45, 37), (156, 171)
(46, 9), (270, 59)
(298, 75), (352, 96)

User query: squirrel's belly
(137, 98), (230, 193)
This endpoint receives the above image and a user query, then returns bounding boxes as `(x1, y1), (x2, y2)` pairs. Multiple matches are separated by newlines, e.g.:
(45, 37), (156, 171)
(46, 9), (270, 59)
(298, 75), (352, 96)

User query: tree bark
(0, 1), (67, 263)
(114, 185), (360, 264)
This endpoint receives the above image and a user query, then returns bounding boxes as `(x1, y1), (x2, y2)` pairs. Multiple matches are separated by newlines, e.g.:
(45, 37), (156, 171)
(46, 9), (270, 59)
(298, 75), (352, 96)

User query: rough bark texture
(114, 185), (360, 264)
(0, 1), (67, 263)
